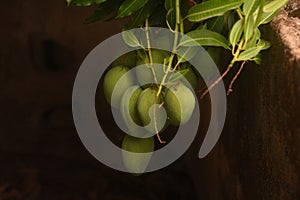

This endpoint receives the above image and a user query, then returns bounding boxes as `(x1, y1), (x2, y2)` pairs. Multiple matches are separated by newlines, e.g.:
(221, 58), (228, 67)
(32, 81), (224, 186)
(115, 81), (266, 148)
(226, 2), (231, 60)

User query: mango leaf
(257, 39), (271, 50)
(254, 53), (262, 64)
(122, 30), (141, 48)
(257, 0), (289, 25)
(186, 0), (243, 22)
(69, 0), (106, 6)
(130, 0), (159, 28)
(84, 1), (121, 23)
(229, 19), (244, 47)
(165, 0), (176, 29)
(263, 0), (288, 12)
(180, 29), (230, 49)
(244, 15), (255, 43)
(237, 46), (262, 61)
(207, 16), (225, 33)
(245, 28), (260, 49)
(176, 46), (198, 63)
(116, 0), (149, 19)
(254, 0), (265, 27)
(169, 69), (190, 82)
(243, 0), (260, 19)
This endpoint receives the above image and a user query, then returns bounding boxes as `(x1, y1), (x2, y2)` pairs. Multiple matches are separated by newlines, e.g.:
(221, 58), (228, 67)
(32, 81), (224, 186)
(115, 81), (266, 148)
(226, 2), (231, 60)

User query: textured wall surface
(186, 4), (300, 200)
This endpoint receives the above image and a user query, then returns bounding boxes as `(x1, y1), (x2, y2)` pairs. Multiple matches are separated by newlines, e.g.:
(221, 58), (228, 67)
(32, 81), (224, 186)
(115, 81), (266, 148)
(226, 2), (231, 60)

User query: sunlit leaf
(256, 0), (289, 25)
(186, 0), (243, 22)
(176, 46), (198, 63)
(237, 46), (262, 61)
(257, 39), (271, 50)
(244, 15), (255, 43)
(179, 29), (230, 49)
(229, 19), (244, 47)
(122, 30), (141, 47)
(245, 28), (260, 49)
(169, 69), (190, 82)
(243, 0), (260, 19)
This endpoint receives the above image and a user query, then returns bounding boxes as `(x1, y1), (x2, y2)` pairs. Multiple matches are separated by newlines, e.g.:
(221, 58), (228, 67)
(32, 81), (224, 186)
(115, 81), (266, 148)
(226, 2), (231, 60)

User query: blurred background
(0, 0), (299, 199)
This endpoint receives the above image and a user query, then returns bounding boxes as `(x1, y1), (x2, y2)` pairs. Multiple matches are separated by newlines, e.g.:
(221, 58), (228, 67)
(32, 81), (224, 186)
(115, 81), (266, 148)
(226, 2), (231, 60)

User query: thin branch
(153, 96), (166, 144)
(227, 61), (246, 95)
(200, 65), (232, 99)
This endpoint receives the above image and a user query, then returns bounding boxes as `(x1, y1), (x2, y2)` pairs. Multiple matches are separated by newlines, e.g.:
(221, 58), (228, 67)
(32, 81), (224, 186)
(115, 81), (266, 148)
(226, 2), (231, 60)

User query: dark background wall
(0, 0), (299, 199)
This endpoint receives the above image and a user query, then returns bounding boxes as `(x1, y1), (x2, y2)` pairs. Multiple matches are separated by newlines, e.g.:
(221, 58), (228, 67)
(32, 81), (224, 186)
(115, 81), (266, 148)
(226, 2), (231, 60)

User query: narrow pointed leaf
(165, 0), (176, 29)
(244, 15), (255, 43)
(70, 0), (106, 6)
(254, 0), (265, 27)
(180, 29), (230, 49)
(116, 0), (149, 19)
(169, 69), (190, 82)
(245, 28), (260, 49)
(176, 46), (198, 63)
(130, 0), (159, 28)
(257, 0), (289, 25)
(229, 19), (244, 46)
(122, 30), (141, 47)
(207, 16), (225, 33)
(243, 0), (260, 19)
(263, 0), (288, 13)
(257, 39), (271, 50)
(237, 46), (262, 61)
(186, 0), (243, 22)
(84, 1), (121, 23)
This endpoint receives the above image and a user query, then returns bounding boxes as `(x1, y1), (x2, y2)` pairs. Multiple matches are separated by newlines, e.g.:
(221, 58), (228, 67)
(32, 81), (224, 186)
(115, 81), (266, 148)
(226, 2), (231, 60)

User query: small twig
(200, 65), (232, 99)
(153, 96), (166, 144)
(227, 61), (246, 95)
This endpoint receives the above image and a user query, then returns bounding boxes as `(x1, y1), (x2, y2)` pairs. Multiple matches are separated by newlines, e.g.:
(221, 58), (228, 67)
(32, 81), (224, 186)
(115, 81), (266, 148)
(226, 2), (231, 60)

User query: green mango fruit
(164, 82), (195, 126)
(103, 66), (134, 108)
(120, 86), (145, 137)
(122, 135), (154, 175)
(135, 49), (169, 85)
(111, 51), (137, 69)
(137, 88), (167, 135)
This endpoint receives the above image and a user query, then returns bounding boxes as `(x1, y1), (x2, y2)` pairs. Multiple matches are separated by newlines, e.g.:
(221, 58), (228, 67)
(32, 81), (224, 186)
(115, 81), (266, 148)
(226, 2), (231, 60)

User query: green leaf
(84, 1), (121, 23)
(130, 0), (159, 28)
(263, 0), (288, 12)
(257, 39), (271, 50)
(186, 0), (243, 22)
(245, 28), (260, 49)
(122, 30), (141, 48)
(254, 0), (265, 27)
(253, 53), (262, 64)
(180, 29), (230, 49)
(229, 19), (244, 47)
(243, 0), (260, 19)
(176, 46), (198, 63)
(116, 0), (149, 19)
(165, 0), (176, 29)
(244, 15), (255, 43)
(169, 69), (190, 82)
(237, 46), (262, 61)
(207, 16), (225, 33)
(70, 0), (106, 6)
(257, 0), (289, 25)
